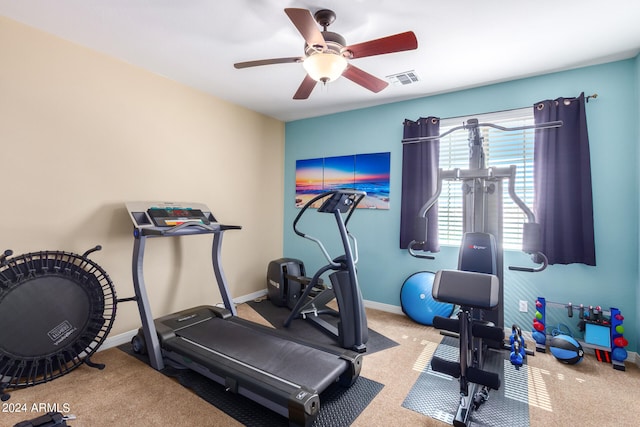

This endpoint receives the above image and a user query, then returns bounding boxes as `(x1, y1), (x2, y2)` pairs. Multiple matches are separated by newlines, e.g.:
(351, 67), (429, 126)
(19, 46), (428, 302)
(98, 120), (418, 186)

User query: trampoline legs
(83, 357), (106, 370)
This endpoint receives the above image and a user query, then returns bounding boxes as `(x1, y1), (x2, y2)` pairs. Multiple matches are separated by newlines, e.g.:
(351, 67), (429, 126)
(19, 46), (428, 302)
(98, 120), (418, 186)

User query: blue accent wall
(635, 53), (640, 356)
(284, 58), (640, 352)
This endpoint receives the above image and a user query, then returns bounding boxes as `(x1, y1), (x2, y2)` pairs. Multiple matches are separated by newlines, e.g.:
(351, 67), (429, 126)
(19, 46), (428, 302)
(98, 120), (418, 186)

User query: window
(437, 108), (535, 250)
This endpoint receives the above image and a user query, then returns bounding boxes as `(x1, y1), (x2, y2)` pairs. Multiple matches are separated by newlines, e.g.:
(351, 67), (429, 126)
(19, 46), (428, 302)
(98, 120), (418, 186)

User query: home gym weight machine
(267, 190), (368, 353)
(125, 201), (362, 427)
(404, 118), (554, 426)
(406, 118), (552, 329)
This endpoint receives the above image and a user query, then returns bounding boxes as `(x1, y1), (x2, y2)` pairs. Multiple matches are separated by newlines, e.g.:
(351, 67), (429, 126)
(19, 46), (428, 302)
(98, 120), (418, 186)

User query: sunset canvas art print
(295, 152), (390, 209)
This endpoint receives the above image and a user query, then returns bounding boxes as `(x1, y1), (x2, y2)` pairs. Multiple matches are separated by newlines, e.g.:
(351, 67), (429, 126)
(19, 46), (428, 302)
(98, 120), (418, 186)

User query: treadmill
(125, 200), (362, 426)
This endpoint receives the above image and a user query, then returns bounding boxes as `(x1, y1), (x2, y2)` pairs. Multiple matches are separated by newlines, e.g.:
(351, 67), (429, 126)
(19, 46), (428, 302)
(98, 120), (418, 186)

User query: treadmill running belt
(174, 317), (348, 392)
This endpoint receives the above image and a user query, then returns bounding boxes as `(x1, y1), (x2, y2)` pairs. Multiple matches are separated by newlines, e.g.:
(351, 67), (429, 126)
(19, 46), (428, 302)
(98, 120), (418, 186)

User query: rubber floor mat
(247, 299), (398, 355)
(119, 342), (384, 426)
(402, 336), (530, 426)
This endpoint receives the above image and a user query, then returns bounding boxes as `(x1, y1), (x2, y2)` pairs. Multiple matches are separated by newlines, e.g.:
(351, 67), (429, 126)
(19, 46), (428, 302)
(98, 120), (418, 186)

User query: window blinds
(437, 109), (535, 249)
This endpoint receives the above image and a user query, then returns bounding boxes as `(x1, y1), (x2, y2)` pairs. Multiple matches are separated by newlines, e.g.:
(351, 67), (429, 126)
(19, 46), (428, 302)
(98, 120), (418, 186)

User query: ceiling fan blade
(342, 65), (389, 93)
(234, 57), (302, 69)
(343, 31), (418, 59)
(285, 8), (327, 50)
(293, 75), (317, 100)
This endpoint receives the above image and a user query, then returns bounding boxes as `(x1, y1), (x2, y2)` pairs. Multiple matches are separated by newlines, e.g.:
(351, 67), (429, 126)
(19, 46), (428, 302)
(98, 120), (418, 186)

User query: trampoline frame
(0, 246), (116, 399)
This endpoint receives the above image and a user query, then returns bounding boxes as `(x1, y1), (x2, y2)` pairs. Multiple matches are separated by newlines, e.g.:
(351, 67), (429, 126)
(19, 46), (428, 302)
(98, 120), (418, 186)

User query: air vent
(386, 70), (420, 86)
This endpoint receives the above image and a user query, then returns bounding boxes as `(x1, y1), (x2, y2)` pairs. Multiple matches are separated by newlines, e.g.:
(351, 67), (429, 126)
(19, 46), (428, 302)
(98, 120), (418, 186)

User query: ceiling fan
(234, 8), (418, 100)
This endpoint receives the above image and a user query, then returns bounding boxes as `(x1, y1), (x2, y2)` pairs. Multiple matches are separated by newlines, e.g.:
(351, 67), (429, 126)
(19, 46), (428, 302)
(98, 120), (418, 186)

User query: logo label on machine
(48, 320), (77, 345)
(177, 313), (198, 322)
(468, 245), (487, 250)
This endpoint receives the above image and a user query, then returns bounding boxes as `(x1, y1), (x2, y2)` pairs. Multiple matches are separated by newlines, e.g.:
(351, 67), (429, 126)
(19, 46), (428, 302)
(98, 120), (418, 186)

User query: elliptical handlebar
(293, 190), (365, 267)
(293, 192), (326, 239)
(348, 232), (360, 265)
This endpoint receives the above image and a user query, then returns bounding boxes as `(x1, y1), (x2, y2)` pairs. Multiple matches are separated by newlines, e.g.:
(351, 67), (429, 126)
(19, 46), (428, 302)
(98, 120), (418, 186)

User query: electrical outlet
(519, 300), (528, 312)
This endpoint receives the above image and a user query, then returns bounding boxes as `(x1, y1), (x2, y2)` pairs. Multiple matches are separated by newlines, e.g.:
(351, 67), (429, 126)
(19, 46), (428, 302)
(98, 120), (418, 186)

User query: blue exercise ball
(401, 271), (454, 326)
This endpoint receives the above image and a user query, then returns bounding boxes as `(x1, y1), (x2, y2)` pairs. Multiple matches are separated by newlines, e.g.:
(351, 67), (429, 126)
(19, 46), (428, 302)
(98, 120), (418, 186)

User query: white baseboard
(100, 329), (138, 351)
(363, 299), (404, 315)
(233, 288), (268, 304)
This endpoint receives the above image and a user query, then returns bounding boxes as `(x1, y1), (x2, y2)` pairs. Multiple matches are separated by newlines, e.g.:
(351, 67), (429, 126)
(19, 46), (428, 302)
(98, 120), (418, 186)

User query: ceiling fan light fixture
(303, 52), (348, 83)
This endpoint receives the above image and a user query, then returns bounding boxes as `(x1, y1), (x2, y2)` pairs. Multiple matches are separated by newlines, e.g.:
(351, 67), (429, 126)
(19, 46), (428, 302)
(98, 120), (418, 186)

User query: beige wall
(0, 16), (285, 336)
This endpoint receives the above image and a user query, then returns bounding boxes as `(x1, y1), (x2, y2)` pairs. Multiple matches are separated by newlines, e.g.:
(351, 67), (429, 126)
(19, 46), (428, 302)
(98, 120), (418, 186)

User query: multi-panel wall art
(295, 152), (390, 209)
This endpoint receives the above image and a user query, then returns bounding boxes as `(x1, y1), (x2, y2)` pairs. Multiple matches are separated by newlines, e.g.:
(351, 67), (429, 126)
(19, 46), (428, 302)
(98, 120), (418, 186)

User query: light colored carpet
(2, 304), (638, 426)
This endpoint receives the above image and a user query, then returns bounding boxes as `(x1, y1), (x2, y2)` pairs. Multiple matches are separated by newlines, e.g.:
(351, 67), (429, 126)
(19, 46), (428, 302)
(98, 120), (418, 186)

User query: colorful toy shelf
(532, 297), (627, 371)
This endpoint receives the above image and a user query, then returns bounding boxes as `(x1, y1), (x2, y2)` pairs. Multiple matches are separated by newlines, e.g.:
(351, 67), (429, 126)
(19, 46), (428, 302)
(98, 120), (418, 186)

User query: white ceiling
(2, 0), (640, 122)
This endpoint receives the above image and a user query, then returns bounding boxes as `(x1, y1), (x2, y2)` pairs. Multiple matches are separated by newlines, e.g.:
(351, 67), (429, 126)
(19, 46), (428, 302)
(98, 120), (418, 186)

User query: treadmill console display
(125, 201), (217, 231)
(147, 207), (210, 227)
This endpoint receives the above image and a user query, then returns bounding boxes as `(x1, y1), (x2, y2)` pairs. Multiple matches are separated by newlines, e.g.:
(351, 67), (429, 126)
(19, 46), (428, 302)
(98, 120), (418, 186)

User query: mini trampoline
(0, 246), (116, 400)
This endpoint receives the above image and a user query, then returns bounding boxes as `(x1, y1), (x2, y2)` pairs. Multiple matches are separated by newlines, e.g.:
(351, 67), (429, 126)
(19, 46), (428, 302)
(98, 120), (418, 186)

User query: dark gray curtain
(533, 93), (596, 265)
(400, 117), (440, 251)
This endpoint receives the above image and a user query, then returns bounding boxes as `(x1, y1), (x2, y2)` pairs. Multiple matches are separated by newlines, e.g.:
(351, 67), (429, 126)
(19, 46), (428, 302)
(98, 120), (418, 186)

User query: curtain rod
(401, 93), (598, 144)
(403, 93), (598, 125)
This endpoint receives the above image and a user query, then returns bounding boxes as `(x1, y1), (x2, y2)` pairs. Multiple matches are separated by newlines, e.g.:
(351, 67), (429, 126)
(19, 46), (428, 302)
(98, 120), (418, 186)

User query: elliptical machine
(266, 190), (369, 353)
